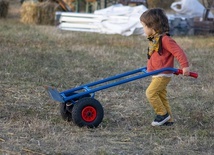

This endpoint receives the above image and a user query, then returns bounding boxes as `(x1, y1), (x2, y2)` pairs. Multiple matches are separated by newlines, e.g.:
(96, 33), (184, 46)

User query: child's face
(141, 22), (155, 37)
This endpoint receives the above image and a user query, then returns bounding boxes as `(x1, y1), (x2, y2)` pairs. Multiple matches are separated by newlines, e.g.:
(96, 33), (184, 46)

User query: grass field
(0, 1), (214, 155)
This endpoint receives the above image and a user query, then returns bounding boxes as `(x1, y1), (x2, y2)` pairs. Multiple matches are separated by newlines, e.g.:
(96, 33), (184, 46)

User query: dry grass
(0, 1), (214, 155)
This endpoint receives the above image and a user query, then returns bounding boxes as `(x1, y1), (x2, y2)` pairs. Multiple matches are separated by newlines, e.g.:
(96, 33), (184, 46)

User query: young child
(140, 8), (190, 126)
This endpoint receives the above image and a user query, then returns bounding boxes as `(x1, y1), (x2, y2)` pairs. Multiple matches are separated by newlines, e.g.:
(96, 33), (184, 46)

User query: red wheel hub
(81, 106), (97, 122)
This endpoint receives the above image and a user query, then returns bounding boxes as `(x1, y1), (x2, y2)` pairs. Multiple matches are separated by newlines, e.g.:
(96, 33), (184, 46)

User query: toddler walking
(140, 8), (190, 126)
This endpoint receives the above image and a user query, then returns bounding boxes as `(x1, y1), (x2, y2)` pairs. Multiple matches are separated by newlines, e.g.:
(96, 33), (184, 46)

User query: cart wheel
(59, 92), (91, 122)
(60, 102), (72, 122)
(72, 97), (104, 128)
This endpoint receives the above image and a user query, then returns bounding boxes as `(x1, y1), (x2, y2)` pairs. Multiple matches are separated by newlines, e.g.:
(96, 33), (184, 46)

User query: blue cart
(46, 67), (198, 128)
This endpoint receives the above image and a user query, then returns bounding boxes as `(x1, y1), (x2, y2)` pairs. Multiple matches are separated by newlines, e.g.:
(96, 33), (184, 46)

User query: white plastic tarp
(93, 4), (147, 36)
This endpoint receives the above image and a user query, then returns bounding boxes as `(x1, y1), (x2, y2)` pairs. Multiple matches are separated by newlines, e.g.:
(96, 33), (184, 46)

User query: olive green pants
(146, 77), (173, 122)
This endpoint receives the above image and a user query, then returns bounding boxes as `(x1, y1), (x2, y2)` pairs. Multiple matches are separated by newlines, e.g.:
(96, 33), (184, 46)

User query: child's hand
(183, 67), (190, 76)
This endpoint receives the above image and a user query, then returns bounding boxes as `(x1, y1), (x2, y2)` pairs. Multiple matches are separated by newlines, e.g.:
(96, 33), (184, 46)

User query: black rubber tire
(72, 97), (104, 128)
(60, 102), (72, 122)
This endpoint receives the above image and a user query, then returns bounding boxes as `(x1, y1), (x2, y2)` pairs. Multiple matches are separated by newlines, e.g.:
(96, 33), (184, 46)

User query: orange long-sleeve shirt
(147, 35), (189, 74)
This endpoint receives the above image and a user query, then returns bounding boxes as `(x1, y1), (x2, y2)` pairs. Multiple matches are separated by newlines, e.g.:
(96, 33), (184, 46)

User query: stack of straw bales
(0, 0), (9, 18)
(21, 0), (63, 25)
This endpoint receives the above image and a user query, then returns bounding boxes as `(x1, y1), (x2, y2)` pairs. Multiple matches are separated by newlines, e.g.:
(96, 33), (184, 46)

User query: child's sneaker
(151, 113), (170, 126)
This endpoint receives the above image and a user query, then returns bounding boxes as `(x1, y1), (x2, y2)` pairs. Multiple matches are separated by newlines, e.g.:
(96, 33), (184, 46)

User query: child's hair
(140, 8), (170, 34)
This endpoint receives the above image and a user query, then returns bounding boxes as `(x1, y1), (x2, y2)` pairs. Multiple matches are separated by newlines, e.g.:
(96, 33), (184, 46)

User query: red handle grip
(175, 69), (198, 78)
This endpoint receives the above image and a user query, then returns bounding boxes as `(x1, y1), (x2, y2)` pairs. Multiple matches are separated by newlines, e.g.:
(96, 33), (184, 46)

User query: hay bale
(20, 0), (63, 25)
(37, 1), (63, 25)
(20, 1), (38, 24)
(0, 0), (9, 18)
